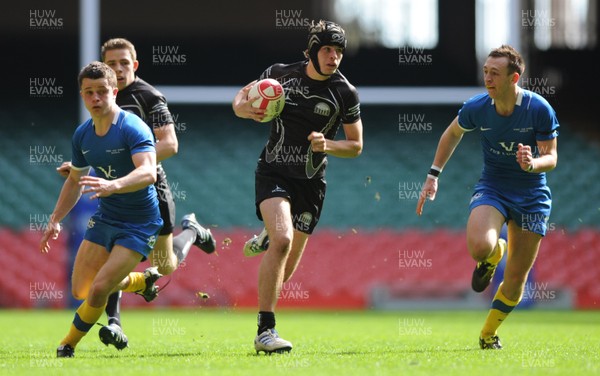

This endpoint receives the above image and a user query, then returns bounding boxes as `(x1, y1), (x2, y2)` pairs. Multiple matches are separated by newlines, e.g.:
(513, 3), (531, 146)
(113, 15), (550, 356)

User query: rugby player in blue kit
(40, 62), (164, 357)
(57, 38), (216, 351)
(416, 45), (559, 349)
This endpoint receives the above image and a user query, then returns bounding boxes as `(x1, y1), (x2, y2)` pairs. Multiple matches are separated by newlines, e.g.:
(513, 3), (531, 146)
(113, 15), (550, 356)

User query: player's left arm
(153, 122), (178, 161)
(79, 151), (157, 199)
(308, 120), (363, 158)
(516, 138), (557, 173)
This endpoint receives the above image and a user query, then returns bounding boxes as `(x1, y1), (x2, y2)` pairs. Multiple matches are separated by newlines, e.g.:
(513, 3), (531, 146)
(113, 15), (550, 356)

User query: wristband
(428, 165), (442, 178)
(427, 174), (438, 180)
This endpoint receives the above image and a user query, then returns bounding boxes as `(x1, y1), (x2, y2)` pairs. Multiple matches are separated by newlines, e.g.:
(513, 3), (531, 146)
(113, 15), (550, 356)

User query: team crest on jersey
(314, 102), (330, 116)
(498, 142), (516, 152)
(96, 165), (117, 179)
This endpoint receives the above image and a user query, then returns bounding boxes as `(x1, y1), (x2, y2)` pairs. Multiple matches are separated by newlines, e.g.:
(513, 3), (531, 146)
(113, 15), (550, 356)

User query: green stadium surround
(1, 104), (598, 231)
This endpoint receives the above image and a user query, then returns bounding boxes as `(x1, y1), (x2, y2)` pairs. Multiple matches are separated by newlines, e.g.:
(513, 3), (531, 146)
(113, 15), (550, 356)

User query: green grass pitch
(0, 309), (598, 375)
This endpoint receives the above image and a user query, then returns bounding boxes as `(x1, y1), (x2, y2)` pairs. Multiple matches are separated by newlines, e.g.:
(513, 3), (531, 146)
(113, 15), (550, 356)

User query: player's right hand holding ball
(232, 80), (265, 122)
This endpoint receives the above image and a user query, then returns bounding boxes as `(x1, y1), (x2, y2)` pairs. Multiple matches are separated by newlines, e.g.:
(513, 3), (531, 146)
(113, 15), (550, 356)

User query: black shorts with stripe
(255, 169), (326, 234)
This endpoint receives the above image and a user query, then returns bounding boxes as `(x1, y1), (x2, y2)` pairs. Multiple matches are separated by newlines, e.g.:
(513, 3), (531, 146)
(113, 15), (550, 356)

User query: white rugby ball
(248, 78), (285, 123)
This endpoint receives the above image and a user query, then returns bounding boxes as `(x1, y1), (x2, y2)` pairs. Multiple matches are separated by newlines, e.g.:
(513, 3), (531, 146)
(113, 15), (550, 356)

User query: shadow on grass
(96, 351), (203, 359)
(242, 347), (479, 357)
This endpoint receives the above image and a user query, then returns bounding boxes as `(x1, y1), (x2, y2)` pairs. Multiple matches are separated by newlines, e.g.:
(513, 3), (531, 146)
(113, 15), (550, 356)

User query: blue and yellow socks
(60, 299), (106, 347)
(481, 283), (520, 339)
(122, 272), (145, 293)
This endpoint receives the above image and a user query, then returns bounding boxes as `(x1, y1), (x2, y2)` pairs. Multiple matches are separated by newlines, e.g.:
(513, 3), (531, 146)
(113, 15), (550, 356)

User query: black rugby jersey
(117, 77), (174, 179)
(116, 77), (174, 140)
(256, 61), (361, 179)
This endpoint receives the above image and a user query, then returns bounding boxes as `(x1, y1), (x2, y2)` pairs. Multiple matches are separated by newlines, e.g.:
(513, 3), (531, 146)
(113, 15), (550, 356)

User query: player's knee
(468, 238), (496, 262)
(268, 233), (292, 256)
(71, 287), (88, 301)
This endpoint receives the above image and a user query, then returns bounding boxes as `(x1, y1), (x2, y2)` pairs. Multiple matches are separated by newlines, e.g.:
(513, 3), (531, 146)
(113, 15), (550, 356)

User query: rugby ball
(248, 78), (285, 123)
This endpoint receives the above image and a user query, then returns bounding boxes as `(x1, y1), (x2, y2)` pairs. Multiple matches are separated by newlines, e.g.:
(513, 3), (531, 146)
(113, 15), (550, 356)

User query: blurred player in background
(416, 45), (559, 349)
(57, 38), (216, 350)
(232, 20), (363, 354)
(41, 62), (163, 357)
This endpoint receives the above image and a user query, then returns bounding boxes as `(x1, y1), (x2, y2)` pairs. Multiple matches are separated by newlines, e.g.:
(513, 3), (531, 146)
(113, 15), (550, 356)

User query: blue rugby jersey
(70, 109), (159, 222)
(457, 88), (559, 187)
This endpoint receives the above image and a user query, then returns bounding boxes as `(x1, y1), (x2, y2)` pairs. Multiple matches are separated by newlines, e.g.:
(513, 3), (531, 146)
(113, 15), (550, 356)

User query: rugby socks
(121, 272), (146, 293)
(172, 229), (196, 265)
(61, 299), (106, 347)
(486, 239), (504, 265)
(257, 311), (276, 335)
(481, 283), (521, 339)
(105, 291), (122, 327)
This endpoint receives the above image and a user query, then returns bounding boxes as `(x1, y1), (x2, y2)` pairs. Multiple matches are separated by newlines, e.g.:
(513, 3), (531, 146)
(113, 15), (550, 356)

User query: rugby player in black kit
(58, 38), (216, 350)
(232, 20), (363, 354)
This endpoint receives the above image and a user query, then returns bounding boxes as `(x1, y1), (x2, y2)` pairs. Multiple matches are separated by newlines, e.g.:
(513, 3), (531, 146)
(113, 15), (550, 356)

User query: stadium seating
(1, 105), (599, 231)
(1, 227), (598, 310)
(0, 228), (68, 308)
(1, 105), (598, 311)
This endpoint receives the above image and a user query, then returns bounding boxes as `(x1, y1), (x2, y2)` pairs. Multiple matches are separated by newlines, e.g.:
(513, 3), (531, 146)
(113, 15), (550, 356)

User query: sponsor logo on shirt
(271, 185), (287, 194)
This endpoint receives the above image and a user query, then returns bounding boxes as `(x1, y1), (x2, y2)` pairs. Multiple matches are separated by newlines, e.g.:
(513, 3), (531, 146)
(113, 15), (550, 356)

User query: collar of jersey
(490, 87), (523, 107)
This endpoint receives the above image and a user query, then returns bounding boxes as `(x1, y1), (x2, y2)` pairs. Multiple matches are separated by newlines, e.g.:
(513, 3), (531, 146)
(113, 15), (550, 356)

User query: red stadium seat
(1, 227), (598, 309)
